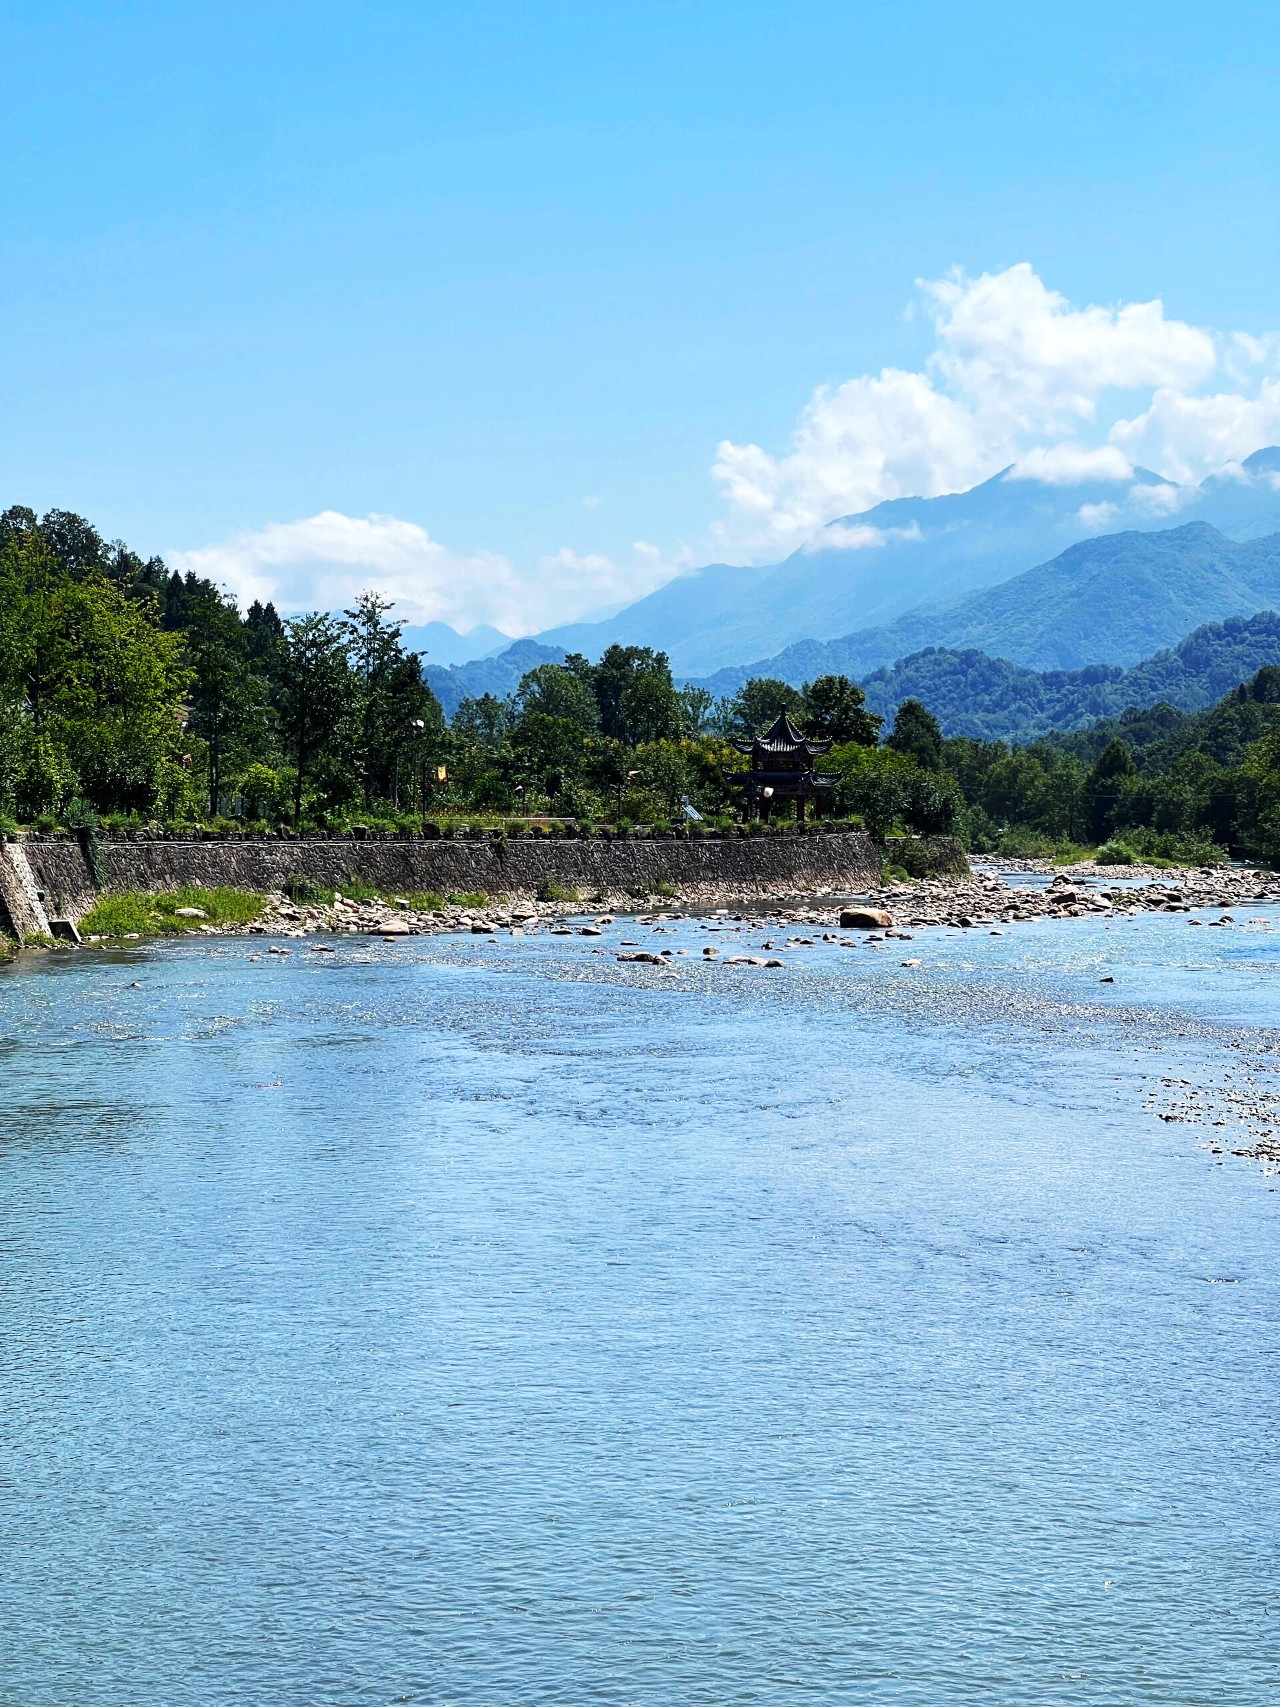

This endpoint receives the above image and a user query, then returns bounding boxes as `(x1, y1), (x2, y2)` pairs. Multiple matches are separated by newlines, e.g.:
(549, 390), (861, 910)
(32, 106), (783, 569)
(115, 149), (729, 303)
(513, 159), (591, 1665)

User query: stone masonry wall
(16, 829), (886, 922)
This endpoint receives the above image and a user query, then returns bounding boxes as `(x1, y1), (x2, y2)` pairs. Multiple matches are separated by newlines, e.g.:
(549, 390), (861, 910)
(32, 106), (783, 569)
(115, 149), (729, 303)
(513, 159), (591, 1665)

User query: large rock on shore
(840, 907), (893, 929)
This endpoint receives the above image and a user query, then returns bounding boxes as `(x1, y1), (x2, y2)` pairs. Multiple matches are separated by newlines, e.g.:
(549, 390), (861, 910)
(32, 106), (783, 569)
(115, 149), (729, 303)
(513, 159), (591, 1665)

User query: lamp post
(411, 719), (426, 832)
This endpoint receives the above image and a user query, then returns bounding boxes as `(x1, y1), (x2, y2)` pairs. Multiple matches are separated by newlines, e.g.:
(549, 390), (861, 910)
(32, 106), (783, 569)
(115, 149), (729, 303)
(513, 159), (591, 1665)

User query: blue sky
(3, 1), (1279, 632)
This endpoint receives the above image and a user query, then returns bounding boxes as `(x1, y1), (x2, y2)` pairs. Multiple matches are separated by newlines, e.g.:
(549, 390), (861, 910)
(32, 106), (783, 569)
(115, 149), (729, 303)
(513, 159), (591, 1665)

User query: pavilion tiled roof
(731, 710), (833, 759)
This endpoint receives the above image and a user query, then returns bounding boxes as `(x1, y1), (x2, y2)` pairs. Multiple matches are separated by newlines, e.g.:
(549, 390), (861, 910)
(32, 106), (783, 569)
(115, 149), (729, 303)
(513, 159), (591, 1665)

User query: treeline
(2, 503), (1279, 864)
(0, 506), (441, 829)
(945, 665), (1280, 862)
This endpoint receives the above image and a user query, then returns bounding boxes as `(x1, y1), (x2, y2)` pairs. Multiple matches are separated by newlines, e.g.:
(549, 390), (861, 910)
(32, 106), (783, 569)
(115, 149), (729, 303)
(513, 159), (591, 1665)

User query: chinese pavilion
(731, 710), (838, 822)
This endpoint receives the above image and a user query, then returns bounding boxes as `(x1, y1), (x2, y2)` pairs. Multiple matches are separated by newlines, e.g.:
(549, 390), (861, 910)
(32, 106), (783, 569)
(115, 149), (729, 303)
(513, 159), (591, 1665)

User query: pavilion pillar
(795, 795), (805, 823)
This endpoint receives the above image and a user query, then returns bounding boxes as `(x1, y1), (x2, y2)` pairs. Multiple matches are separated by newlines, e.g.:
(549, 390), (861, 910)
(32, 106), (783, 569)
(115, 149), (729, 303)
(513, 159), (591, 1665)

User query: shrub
(283, 873), (331, 905)
(536, 878), (580, 903)
(1095, 841), (1136, 866)
(998, 825), (1057, 859)
(1096, 827), (1229, 867)
(339, 877), (383, 902)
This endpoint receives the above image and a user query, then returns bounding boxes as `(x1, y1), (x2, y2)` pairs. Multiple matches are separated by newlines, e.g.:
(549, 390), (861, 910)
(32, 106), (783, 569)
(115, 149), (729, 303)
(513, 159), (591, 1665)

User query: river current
(2, 905), (1279, 1704)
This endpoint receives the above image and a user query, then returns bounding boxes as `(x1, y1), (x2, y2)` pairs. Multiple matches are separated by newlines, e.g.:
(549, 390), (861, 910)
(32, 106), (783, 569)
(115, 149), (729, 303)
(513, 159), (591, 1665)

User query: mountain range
(422, 447), (1280, 731)
(532, 447), (1280, 676)
(691, 520), (1280, 695)
(397, 620), (511, 667)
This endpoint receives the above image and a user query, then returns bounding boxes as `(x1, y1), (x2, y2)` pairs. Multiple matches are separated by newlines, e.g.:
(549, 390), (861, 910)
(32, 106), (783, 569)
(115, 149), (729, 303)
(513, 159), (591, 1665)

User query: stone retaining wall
(13, 829), (887, 922)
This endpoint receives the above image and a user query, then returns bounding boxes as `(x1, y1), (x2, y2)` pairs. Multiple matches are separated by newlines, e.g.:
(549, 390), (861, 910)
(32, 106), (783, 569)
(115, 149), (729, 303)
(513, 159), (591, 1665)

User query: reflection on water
(1, 913), (1279, 1705)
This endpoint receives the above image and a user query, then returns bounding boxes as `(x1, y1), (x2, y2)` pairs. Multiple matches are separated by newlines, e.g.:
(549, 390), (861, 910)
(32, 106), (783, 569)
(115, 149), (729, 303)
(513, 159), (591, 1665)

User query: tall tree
(1085, 737), (1138, 842)
(514, 662), (600, 730)
(279, 613), (353, 825)
(185, 590), (269, 813)
(725, 677), (803, 738)
(887, 699), (944, 770)
(592, 645), (677, 743)
(801, 674), (882, 746)
(342, 593), (443, 807)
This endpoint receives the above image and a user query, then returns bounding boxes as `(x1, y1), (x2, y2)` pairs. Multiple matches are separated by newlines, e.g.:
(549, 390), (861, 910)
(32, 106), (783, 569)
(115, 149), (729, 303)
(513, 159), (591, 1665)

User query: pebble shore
(151, 857), (1280, 945)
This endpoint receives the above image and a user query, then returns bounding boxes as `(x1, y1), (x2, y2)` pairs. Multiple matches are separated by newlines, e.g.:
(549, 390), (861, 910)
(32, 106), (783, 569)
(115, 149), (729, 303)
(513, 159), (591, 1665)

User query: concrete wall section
(0, 844), (54, 942)
(17, 831), (886, 921)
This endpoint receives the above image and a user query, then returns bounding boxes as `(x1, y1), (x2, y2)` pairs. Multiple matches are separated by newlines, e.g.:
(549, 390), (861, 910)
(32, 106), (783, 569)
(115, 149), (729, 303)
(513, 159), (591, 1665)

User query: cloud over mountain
(710, 264), (1278, 556)
(171, 264), (1280, 632)
(170, 512), (683, 633)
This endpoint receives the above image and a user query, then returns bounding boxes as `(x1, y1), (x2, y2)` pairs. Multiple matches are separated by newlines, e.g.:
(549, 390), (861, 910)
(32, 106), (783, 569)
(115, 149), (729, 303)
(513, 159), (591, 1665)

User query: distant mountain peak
(1243, 446), (1280, 474)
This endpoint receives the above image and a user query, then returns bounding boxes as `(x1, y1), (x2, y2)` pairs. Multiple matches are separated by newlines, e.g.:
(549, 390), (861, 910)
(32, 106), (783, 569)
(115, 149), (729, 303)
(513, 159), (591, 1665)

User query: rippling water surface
(2, 907), (1279, 1705)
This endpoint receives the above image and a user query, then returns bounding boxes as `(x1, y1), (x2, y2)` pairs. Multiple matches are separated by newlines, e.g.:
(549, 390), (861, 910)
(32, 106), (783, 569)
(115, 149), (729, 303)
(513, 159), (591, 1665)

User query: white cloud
(924, 264), (1215, 435)
(805, 520), (923, 553)
(1077, 502), (1119, 530)
(711, 263), (1279, 558)
(1128, 479), (1192, 515)
(711, 367), (995, 558)
(1007, 443), (1134, 485)
(1109, 377), (1280, 484)
(171, 264), (1280, 631)
(169, 511), (683, 636)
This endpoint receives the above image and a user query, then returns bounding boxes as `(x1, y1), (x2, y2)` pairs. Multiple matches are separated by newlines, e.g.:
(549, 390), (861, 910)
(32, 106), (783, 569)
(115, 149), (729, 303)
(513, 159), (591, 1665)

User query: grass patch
(536, 878), (579, 903)
(283, 873), (333, 906)
(396, 890), (447, 912)
(1049, 844), (1098, 866)
(81, 886), (267, 940)
(448, 889), (489, 908)
(338, 877), (384, 903)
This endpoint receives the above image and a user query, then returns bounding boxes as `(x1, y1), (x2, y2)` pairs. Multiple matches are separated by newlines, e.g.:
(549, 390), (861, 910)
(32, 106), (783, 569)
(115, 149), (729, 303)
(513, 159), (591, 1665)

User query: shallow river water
(2, 906), (1279, 1705)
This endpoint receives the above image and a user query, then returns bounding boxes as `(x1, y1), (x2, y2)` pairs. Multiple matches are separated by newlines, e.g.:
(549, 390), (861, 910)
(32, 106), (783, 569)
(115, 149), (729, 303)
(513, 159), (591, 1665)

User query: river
(2, 905), (1278, 1704)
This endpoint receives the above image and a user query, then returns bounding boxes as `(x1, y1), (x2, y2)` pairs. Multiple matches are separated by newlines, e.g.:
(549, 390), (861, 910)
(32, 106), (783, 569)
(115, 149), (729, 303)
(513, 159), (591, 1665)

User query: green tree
(50, 577), (191, 814)
(514, 662), (600, 730)
(1085, 737), (1138, 843)
(592, 645), (678, 743)
(620, 671), (682, 744)
(511, 712), (587, 801)
(632, 740), (693, 820)
(279, 614), (354, 825)
(677, 684), (716, 736)
(887, 698), (944, 770)
(185, 590), (269, 813)
(725, 677), (803, 738)
(343, 593), (442, 808)
(453, 692), (512, 750)
(902, 768), (963, 835)
(801, 674), (882, 746)
(826, 744), (915, 839)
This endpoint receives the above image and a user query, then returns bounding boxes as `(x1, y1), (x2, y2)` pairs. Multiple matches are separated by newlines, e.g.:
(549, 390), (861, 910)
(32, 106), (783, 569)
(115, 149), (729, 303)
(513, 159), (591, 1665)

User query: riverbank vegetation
(78, 887), (266, 941)
(2, 505), (1279, 866)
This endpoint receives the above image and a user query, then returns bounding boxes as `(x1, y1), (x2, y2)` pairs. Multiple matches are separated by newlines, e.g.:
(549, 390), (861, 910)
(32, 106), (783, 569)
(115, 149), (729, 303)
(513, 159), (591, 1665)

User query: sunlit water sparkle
(1, 907), (1278, 1704)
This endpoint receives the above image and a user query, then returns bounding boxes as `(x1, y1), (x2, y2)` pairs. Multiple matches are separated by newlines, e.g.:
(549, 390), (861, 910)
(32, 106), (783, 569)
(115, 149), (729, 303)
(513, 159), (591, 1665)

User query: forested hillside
(858, 612), (1280, 740)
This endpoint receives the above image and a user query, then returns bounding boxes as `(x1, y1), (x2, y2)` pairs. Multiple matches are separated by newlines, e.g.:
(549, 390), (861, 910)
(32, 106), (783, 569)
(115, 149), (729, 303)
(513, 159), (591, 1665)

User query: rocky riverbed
(79, 859), (1280, 948)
